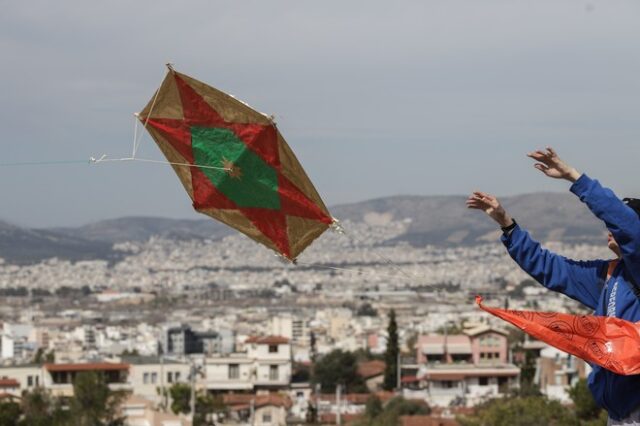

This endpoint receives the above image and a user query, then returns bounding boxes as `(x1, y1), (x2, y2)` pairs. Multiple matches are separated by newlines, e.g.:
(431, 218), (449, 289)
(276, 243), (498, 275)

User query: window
(35, 376), (39, 386)
(143, 373), (150, 384)
(167, 372), (173, 383)
(262, 410), (272, 423)
(479, 377), (488, 386)
(175, 372), (181, 382)
(229, 364), (240, 380)
(268, 345), (278, 353)
(269, 365), (279, 381)
(151, 372), (158, 384)
(27, 376), (33, 387)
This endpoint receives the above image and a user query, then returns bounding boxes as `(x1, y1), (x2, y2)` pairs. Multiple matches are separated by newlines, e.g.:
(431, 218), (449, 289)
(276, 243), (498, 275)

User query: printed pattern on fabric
(476, 296), (640, 376)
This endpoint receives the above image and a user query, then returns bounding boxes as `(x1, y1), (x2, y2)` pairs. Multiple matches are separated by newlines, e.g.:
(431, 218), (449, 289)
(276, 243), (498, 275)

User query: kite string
(0, 159), (90, 167)
(334, 220), (424, 285)
(89, 156), (230, 171)
(288, 219), (427, 287)
(294, 260), (411, 282)
(89, 67), (229, 172)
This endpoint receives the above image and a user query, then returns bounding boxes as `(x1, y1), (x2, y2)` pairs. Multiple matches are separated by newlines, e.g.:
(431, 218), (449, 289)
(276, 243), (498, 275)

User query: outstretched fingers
(527, 150), (551, 164)
(466, 192), (498, 210)
(546, 146), (557, 157)
(534, 163), (549, 173)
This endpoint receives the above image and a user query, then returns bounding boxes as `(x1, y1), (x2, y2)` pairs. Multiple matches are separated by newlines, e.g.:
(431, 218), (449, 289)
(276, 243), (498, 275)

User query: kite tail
(475, 296), (640, 376)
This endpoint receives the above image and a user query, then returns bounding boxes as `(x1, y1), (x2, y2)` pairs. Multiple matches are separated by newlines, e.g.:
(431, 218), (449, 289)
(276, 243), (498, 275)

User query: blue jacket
(501, 174), (640, 420)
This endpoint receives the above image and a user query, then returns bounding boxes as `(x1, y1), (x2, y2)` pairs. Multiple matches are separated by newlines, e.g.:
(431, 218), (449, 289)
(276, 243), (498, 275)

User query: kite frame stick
(90, 64), (230, 172)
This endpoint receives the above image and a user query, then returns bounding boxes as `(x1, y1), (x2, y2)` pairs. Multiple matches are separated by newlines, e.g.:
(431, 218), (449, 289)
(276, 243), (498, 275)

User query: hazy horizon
(1, 188), (588, 229)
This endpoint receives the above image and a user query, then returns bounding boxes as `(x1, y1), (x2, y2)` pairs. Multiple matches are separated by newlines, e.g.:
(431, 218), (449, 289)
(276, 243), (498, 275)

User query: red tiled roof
(0, 379), (19, 388)
(400, 415), (460, 426)
(357, 360), (386, 379)
(45, 363), (129, 372)
(245, 336), (290, 345)
(224, 393), (292, 409)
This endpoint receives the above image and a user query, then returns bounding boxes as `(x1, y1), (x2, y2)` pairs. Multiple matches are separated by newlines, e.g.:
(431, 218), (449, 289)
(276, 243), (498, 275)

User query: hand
(466, 191), (513, 228)
(527, 147), (581, 182)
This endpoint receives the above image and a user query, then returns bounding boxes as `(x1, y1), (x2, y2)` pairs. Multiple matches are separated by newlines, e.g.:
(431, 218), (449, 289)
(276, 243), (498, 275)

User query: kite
(137, 66), (333, 260)
(476, 296), (640, 376)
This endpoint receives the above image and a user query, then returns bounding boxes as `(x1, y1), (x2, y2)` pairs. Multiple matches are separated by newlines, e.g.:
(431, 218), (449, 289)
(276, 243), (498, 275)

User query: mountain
(0, 192), (608, 264)
(0, 219), (116, 265)
(56, 216), (234, 243)
(331, 192), (606, 246)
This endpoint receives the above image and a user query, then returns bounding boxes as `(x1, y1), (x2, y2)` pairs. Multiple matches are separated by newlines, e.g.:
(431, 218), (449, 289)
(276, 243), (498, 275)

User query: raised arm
(467, 191), (607, 309)
(529, 147), (640, 285)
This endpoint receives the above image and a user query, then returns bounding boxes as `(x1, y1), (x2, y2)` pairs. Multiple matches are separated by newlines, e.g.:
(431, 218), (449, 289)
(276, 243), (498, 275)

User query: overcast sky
(1, 1), (639, 227)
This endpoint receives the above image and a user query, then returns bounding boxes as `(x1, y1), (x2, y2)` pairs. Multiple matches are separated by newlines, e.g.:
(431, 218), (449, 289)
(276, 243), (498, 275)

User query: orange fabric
(476, 296), (640, 375)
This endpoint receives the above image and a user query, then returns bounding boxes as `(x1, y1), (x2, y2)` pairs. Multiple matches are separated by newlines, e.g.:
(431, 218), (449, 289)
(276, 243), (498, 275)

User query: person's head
(607, 198), (640, 257)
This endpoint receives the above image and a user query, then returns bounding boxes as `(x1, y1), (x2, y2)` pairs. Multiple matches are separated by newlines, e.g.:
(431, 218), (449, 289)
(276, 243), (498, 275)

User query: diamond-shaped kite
(138, 66), (333, 260)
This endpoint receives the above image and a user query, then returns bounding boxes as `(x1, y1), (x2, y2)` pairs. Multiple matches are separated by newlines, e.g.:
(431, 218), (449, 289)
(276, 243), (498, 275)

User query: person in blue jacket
(466, 147), (640, 424)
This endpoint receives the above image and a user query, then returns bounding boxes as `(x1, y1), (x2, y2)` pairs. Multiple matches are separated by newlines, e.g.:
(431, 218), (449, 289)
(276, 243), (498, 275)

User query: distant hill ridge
(0, 192), (606, 264)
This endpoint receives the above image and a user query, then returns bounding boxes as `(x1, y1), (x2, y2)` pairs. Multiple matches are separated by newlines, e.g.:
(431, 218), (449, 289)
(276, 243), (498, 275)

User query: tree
(0, 400), (22, 426)
(353, 348), (382, 362)
(518, 350), (538, 392)
(457, 396), (578, 426)
(312, 349), (366, 393)
(356, 303), (378, 317)
(568, 378), (603, 422)
(194, 392), (225, 426)
(33, 349), (55, 365)
(383, 309), (399, 391)
(20, 387), (69, 426)
(354, 396), (429, 426)
(169, 383), (191, 415)
(69, 371), (126, 426)
(364, 395), (383, 419)
(310, 331), (318, 364)
(306, 401), (318, 424)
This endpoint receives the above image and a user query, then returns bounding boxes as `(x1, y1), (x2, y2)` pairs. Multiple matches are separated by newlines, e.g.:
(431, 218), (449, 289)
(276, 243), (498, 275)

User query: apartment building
(204, 336), (291, 392)
(414, 326), (520, 407)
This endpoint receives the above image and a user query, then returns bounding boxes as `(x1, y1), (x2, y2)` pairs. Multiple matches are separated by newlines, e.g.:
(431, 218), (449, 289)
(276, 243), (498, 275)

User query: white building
(204, 336), (291, 392)
(271, 315), (310, 346)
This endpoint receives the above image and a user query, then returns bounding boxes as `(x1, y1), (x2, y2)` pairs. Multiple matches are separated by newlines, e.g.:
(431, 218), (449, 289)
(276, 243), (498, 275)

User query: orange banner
(476, 296), (640, 375)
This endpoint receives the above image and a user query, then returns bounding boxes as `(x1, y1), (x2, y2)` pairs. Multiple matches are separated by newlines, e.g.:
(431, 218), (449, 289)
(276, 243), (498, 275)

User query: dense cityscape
(0, 218), (611, 425)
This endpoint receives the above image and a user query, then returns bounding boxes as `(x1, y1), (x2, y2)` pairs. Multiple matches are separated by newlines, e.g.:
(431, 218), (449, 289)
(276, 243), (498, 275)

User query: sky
(1, 0), (639, 227)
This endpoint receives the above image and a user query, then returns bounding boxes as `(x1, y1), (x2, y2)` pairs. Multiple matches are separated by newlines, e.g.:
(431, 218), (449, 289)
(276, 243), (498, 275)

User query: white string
(89, 156), (230, 171)
(333, 222), (424, 285)
(295, 260), (413, 282)
(89, 66), (232, 172)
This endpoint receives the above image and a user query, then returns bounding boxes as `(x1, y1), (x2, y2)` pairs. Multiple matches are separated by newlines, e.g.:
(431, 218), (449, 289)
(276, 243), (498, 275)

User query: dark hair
(623, 198), (640, 218)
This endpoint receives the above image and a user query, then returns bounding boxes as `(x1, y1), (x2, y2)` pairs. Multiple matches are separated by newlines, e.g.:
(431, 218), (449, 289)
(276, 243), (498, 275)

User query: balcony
(203, 379), (254, 391)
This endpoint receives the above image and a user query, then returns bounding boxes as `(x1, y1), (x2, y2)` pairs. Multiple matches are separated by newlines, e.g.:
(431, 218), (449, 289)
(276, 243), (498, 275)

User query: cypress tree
(383, 309), (399, 391)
